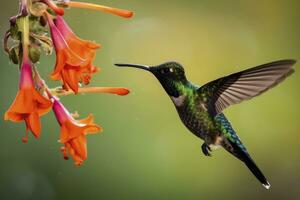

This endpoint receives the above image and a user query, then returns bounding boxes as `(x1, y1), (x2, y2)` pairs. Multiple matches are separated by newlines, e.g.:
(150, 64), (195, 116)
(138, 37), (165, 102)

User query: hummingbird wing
(198, 59), (296, 116)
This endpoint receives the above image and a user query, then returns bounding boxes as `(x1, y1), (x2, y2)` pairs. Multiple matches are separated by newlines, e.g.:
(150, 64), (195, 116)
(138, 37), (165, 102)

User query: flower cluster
(4, 0), (133, 166)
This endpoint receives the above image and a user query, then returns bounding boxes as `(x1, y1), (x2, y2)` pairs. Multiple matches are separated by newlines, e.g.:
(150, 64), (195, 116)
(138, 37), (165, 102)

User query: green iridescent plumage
(116, 59), (296, 189)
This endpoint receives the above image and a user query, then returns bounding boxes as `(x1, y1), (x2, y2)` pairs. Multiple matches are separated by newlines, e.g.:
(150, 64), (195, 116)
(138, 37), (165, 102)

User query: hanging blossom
(4, 0), (133, 165)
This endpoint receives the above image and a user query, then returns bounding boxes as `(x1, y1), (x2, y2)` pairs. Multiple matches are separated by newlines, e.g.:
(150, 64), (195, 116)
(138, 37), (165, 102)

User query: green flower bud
(9, 47), (19, 65)
(29, 46), (41, 63)
(9, 25), (20, 40)
(30, 2), (48, 17)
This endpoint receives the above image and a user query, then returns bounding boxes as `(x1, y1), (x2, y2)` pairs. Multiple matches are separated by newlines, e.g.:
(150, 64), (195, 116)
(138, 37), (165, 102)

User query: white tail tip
(263, 182), (271, 190)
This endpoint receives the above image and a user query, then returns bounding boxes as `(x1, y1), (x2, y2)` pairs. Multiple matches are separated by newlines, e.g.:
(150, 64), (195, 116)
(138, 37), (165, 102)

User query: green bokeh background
(1, 0), (300, 199)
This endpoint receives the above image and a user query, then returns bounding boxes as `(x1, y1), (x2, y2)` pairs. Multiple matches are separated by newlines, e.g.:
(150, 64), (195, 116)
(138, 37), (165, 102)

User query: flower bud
(29, 46), (41, 63)
(9, 47), (19, 65)
(39, 15), (47, 27)
(30, 2), (48, 17)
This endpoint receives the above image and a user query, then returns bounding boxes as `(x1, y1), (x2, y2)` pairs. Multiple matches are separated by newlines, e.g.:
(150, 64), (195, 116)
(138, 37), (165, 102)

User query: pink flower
(47, 13), (103, 93)
(54, 16), (101, 86)
(46, 13), (86, 93)
(4, 56), (52, 142)
(51, 96), (102, 165)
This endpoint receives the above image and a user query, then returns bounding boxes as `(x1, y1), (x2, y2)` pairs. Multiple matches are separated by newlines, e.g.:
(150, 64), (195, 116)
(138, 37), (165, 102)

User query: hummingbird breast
(171, 94), (219, 144)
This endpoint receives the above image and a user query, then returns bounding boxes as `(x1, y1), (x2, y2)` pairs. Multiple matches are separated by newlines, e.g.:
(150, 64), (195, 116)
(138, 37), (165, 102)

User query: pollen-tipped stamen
(21, 131), (29, 143)
(60, 146), (69, 160)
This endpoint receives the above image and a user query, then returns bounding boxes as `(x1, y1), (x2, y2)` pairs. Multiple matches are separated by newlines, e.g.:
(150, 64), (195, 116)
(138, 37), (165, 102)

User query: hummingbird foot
(201, 143), (212, 157)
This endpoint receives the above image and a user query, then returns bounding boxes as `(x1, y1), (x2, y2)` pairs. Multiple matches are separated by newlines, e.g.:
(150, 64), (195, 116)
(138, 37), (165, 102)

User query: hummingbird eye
(160, 68), (174, 74)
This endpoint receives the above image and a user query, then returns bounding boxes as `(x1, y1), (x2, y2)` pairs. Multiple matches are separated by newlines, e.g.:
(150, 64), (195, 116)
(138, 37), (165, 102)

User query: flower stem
(65, 1), (133, 18)
(18, 13), (30, 63)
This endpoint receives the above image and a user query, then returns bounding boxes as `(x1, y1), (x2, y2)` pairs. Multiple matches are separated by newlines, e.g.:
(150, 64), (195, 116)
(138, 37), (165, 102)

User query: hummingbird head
(115, 62), (188, 97)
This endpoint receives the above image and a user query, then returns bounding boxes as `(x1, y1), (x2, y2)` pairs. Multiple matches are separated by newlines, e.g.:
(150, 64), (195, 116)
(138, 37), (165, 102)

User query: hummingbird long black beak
(115, 63), (151, 71)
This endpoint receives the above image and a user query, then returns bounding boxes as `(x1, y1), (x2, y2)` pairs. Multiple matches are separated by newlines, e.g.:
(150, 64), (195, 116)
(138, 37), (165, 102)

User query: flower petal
(4, 112), (25, 122)
(77, 114), (94, 124)
(61, 66), (80, 93)
(5, 89), (35, 115)
(54, 16), (101, 50)
(84, 124), (102, 135)
(33, 90), (53, 115)
(66, 142), (83, 165)
(25, 111), (41, 138)
(70, 136), (87, 161)
(60, 121), (82, 143)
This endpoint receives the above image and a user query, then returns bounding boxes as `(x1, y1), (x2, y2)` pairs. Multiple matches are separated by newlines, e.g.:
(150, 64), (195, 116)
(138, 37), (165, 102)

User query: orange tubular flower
(51, 96), (102, 165)
(54, 16), (101, 86)
(45, 1), (134, 94)
(4, 57), (53, 142)
(4, 0), (133, 165)
(54, 16), (100, 60)
(46, 13), (85, 93)
(65, 1), (134, 18)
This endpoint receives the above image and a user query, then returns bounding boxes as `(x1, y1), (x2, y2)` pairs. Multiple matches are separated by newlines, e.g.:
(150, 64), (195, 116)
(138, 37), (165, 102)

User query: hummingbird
(115, 59), (296, 189)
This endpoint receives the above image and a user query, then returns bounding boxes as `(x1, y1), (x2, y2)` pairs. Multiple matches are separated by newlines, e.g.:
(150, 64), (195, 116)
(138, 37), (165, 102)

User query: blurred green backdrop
(1, 0), (300, 200)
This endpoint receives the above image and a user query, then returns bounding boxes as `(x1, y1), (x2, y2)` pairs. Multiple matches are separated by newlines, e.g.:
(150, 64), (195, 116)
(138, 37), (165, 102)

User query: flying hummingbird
(115, 59), (296, 189)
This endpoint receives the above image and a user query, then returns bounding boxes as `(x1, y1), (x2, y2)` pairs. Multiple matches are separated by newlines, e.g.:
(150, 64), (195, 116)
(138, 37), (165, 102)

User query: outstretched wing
(198, 60), (296, 116)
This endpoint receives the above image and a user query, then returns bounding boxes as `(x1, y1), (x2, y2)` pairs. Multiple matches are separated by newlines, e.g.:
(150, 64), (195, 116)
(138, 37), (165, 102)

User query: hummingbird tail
(243, 154), (271, 189)
(227, 140), (271, 189)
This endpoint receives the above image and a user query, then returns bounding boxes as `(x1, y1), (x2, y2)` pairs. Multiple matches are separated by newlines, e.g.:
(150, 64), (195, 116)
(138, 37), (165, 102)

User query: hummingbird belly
(174, 97), (220, 145)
